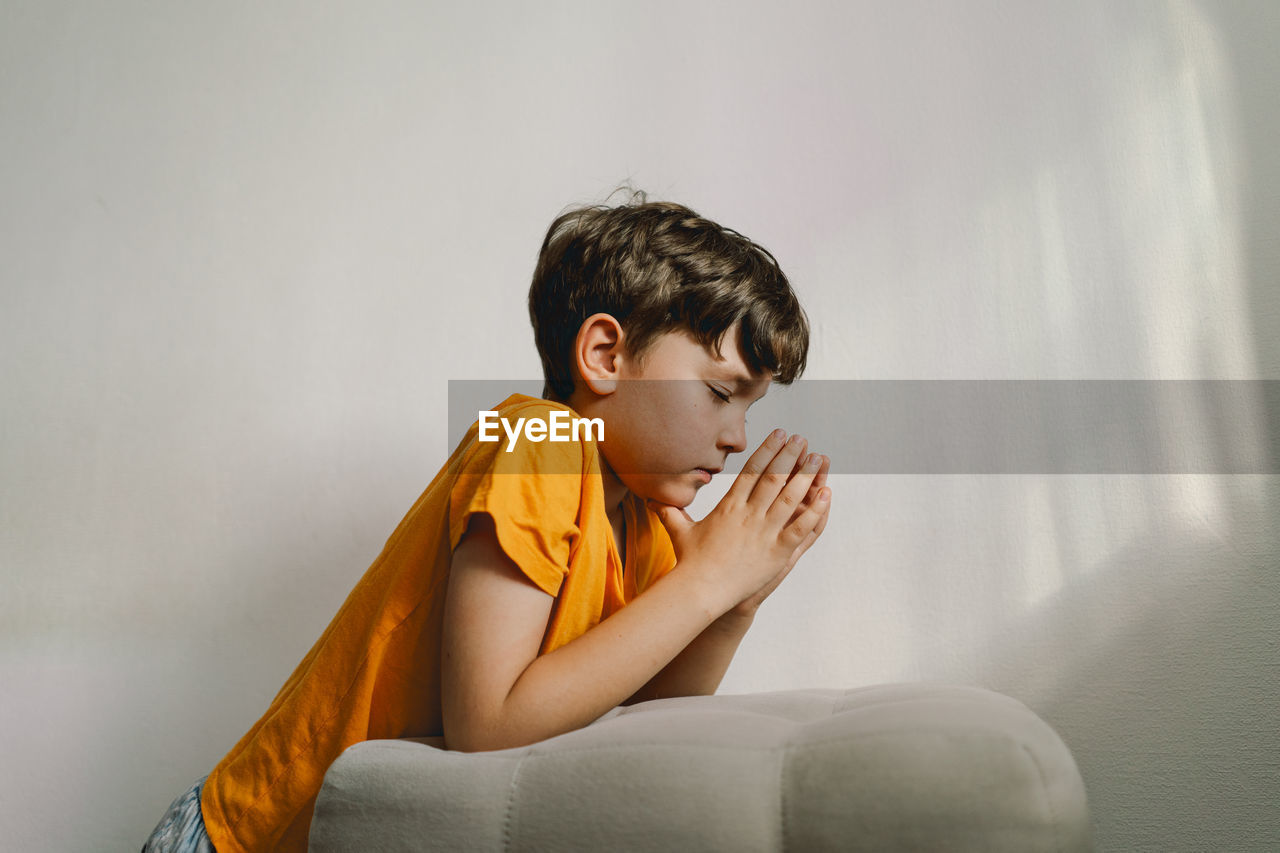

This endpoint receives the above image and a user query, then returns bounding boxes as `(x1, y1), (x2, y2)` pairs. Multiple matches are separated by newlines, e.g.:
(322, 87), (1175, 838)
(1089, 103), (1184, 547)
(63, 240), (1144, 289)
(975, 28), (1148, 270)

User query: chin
(626, 475), (699, 510)
(651, 481), (701, 510)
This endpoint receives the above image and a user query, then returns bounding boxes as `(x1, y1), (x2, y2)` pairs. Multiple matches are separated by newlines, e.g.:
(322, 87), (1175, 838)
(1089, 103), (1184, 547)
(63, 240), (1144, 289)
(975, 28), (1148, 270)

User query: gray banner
(448, 380), (1280, 474)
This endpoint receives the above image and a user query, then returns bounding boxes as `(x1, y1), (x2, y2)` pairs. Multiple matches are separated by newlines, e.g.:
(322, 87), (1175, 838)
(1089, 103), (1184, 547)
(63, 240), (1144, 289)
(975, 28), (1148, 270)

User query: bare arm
(441, 431), (830, 752)
(623, 611), (754, 703)
(441, 512), (725, 752)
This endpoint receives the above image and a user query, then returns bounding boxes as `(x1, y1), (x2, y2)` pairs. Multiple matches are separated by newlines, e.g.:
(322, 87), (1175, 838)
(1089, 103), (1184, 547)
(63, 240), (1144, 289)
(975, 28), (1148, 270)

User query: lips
(694, 466), (722, 484)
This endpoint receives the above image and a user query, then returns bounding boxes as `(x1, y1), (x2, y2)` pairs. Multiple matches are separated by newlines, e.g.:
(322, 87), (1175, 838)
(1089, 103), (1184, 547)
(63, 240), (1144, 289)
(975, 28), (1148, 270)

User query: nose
(718, 411), (748, 455)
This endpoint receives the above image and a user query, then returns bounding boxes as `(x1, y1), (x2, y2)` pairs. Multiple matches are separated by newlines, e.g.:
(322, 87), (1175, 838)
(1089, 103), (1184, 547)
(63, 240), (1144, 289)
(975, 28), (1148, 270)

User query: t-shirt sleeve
(448, 423), (584, 597)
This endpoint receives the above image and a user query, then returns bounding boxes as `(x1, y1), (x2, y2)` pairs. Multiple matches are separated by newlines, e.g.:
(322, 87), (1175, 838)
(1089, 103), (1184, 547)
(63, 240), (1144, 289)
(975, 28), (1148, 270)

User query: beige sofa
(309, 683), (1091, 851)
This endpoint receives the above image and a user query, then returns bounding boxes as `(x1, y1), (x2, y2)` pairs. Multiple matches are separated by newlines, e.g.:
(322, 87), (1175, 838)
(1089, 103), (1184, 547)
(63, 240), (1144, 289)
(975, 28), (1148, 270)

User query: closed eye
(708, 384), (731, 403)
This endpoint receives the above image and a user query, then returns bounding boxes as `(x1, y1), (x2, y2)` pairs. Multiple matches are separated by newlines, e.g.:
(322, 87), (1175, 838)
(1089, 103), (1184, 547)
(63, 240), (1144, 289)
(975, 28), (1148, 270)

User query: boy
(143, 194), (831, 852)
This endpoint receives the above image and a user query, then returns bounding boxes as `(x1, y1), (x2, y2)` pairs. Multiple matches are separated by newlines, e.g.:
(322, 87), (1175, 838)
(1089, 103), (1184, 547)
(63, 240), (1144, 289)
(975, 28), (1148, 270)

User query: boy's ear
(574, 313), (624, 396)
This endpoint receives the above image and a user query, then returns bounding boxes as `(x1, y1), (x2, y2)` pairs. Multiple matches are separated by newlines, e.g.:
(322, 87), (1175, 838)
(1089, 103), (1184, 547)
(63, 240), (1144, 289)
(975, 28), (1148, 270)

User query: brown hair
(528, 191), (809, 401)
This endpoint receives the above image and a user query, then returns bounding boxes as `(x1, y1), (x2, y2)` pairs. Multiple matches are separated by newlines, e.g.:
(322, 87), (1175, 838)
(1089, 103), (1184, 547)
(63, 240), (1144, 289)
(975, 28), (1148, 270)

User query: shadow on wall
(1004, 6), (1280, 848)
(975, 475), (1279, 851)
(963, 5), (1280, 847)
(1196, 0), (1280, 380)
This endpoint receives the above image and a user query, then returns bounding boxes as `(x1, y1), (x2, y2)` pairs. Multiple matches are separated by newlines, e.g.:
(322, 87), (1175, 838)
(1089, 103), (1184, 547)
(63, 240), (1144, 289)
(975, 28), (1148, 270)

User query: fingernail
(771, 429), (786, 444)
(788, 434), (804, 447)
(805, 453), (820, 470)
(819, 488), (830, 501)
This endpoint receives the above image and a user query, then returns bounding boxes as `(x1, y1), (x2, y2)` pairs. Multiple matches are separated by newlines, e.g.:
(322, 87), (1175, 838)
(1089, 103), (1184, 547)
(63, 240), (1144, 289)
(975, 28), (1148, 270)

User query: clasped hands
(649, 429), (832, 619)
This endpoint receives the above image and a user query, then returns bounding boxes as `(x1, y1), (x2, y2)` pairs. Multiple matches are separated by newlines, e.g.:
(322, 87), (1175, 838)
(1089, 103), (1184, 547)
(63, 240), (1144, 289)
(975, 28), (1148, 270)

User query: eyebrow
(706, 354), (771, 398)
(725, 374), (771, 401)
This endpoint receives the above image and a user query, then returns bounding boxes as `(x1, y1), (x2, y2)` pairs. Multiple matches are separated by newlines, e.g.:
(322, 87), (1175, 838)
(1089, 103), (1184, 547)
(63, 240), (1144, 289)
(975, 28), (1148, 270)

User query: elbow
(442, 737), (486, 754)
(442, 715), (537, 754)
(444, 732), (535, 754)
(441, 719), (490, 753)
(443, 730), (497, 754)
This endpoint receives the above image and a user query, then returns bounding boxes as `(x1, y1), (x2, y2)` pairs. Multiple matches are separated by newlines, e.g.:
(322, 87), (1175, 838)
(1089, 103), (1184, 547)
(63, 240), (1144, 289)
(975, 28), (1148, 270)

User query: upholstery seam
(833, 692), (1022, 716)
(501, 753), (528, 853)
(1019, 742), (1063, 853)
(778, 737), (790, 853)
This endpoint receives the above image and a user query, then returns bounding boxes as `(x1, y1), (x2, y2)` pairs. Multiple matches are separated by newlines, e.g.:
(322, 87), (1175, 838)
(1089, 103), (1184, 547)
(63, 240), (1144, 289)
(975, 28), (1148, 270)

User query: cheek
(622, 392), (689, 460)
(601, 385), (718, 474)
(598, 413), (674, 475)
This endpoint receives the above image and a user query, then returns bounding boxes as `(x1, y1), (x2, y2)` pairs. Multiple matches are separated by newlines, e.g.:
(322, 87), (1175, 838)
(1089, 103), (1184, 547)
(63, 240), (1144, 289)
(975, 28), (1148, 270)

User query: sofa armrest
(310, 683), (1091, 851)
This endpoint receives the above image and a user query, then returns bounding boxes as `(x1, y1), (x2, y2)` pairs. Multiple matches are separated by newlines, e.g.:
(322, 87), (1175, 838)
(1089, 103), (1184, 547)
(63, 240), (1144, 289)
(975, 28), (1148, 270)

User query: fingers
(812, 453), (830, 494)
(724, 429), (790, 503)
(782, 485), (831, 545)
(648, 501), (695, 539)
(723, 430), (830, 546)
(788, 454), (830, 526)
(766, 450), (821, 526)
(746, 433), (809, 506)
(808, 457), (831, 538)
(810, 495), (830, 537)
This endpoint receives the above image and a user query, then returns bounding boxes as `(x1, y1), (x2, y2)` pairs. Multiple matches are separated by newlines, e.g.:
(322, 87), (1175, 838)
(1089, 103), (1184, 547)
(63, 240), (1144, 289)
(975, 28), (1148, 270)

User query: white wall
(3, 2), (1277, 850)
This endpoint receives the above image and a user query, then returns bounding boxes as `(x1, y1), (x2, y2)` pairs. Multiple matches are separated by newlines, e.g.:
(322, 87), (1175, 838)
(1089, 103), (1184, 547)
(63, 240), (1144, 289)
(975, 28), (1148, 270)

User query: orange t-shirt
(200, 394), (676, 853)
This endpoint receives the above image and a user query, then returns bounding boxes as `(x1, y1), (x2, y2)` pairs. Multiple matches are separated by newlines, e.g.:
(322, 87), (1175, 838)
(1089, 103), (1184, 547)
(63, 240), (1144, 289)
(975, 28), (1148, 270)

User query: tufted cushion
(309, 683), (1091, 851)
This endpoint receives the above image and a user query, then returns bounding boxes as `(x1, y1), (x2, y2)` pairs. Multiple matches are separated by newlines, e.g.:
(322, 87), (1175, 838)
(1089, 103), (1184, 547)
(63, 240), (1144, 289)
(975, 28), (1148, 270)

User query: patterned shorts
(141, 776), (215, 853)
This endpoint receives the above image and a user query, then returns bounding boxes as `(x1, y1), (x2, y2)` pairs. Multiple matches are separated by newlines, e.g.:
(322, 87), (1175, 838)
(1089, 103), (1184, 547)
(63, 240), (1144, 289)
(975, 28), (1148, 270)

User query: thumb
(647, 501), (695, 539)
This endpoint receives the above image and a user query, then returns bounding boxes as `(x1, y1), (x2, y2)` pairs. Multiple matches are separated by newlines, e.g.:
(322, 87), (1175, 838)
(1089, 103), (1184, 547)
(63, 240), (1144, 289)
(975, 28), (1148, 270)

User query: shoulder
(447, 395), (601, 541)
(447, 395), (595, 592)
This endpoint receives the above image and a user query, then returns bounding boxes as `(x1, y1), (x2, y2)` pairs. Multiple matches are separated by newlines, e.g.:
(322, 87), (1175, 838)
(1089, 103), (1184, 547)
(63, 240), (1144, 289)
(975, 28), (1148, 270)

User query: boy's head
(528, 192), (809, 402)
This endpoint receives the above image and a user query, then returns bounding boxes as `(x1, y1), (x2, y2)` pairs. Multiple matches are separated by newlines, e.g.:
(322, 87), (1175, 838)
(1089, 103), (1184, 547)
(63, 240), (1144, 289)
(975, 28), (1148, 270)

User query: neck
(560, 388), (630, 525)
(597, 453), (630, 528)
